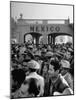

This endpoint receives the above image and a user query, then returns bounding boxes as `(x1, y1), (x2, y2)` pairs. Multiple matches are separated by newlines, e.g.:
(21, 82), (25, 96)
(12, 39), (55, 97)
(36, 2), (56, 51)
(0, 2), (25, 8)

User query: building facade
(11, 15), (74, 45)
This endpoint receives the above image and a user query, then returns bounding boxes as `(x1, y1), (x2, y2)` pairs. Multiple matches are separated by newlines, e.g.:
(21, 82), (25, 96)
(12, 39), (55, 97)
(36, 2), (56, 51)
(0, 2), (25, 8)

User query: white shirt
(53, 74), (73, 95)
(63, 72), (73, 90)
(26, 72), (44, 96)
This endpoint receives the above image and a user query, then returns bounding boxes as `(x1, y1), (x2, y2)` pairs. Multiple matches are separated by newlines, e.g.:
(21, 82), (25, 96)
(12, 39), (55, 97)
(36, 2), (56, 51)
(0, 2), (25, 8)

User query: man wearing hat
(25, 60), (44, 97)
(60, 60), (73, 91)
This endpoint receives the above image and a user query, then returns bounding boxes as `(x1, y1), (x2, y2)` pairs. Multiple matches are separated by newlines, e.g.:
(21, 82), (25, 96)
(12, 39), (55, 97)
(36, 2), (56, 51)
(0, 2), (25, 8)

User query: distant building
(11, 14), (74, 45)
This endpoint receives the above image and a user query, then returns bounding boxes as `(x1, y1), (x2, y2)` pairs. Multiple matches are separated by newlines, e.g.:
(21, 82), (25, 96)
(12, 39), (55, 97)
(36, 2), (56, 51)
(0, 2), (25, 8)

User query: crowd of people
(11, 41), (74, 98)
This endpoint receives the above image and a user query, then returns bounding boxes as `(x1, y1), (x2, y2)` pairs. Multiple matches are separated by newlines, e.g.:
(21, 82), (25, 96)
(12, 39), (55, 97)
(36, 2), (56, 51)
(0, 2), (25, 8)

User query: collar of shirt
(26, 72), (39, 80)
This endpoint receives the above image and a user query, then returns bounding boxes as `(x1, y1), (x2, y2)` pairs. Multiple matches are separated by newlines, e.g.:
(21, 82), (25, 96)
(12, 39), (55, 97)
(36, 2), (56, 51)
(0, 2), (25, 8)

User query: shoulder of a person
(59, 74), (69, 86)
(37, 74), (44, 80)
(63, 87), (73, 95)
(26, 73), (40, 79)
(65, 72), (72, 80)
(26, 74), (33, 80)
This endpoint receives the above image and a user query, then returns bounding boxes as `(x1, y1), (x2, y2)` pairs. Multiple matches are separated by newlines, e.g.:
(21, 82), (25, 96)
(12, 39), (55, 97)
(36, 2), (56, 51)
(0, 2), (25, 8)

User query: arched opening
(24, 32), (42, 45)
(48, 33), (73, 45)
(55, 35), (72, 44)
(25, 34), (33, 43)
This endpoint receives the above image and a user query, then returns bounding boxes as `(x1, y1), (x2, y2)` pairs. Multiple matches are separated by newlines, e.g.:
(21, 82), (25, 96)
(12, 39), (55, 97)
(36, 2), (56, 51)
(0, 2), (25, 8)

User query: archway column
(51, 35), (53, 44)
(51, 35), (54, 44)
(48, 35), (50, 44)
(53, 35), (55, 45)
(32, 35), (39, 45)
(33, 36), (36, 44)
(48, 34), (55, 45)
(36, 36), (40, 45)
(48, 34), (56, 45)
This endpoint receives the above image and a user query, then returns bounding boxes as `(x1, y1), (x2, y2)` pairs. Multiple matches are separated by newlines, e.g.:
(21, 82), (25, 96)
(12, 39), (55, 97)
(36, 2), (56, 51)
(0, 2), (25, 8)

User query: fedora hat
(61, 60), (70, 69)
(27, 60), (40, 69)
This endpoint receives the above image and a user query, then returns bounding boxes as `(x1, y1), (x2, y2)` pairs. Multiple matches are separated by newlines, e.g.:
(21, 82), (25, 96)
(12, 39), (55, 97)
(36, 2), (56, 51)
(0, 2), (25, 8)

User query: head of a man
(48, 59), (60, 83)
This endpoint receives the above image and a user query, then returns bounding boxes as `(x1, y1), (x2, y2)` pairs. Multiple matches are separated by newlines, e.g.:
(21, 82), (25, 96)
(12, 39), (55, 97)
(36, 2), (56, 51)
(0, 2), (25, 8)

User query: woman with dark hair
(40, 61), (50, 96)
(11, 69), (26, 98)
(40, 61), (49, 76)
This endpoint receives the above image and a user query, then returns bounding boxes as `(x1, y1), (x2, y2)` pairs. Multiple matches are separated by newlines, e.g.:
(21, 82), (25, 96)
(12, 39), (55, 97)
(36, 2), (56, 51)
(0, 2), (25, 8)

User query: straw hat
(28, 45), (33, 49)
(28, 60), (40, 69)
(61, 60), (70, 69)
(45, 51), (54, 57)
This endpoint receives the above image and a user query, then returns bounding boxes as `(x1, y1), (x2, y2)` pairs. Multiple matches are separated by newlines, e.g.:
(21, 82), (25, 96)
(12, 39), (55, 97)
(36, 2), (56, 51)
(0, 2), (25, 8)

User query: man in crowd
(60, 59), (73, 91)
(25, 60), (44, 97)
(11, 42), (74, 98)
(48, 58), (73, 95)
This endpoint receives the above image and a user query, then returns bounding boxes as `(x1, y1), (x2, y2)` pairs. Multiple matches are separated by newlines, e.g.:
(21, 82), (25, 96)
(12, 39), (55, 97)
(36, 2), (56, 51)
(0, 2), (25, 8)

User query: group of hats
(22, 50), (34, 62)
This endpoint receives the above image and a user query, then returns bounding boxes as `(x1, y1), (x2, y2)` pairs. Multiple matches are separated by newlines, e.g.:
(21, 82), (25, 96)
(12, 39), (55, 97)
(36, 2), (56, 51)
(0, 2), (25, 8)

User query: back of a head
(12, 69), (25, 82)
(11, 69), (26, 92)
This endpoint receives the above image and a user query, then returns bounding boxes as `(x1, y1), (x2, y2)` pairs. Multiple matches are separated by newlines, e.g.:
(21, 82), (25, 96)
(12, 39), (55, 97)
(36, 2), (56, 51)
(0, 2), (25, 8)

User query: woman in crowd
(11, 68), (26, 98)
(40, 61), (49, 96)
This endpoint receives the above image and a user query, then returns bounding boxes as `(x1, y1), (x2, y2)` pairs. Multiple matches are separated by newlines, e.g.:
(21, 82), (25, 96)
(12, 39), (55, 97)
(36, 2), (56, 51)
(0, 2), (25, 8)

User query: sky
(11, 2), (73, 23)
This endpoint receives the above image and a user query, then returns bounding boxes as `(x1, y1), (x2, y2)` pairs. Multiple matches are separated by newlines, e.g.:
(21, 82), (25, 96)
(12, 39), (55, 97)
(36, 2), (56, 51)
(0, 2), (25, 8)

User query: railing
(17, 18), (70, 24)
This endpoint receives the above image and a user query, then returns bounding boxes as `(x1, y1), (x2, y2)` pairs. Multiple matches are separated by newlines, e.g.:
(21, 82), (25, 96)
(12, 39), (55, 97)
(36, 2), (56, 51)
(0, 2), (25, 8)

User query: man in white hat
(25, 60), (44, 97)
(60, 60), (73, 91)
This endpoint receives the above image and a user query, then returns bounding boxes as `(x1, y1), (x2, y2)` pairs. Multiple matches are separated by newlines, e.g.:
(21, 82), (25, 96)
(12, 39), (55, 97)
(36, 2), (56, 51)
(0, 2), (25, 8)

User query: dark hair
(50, 59), (60, 71)
(70, 61), (74, 77)
(40, 61), (49, 75)
(29, 68), (36, 72)
(27, 78), (39, 96)
(11, 69), (25, 92)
